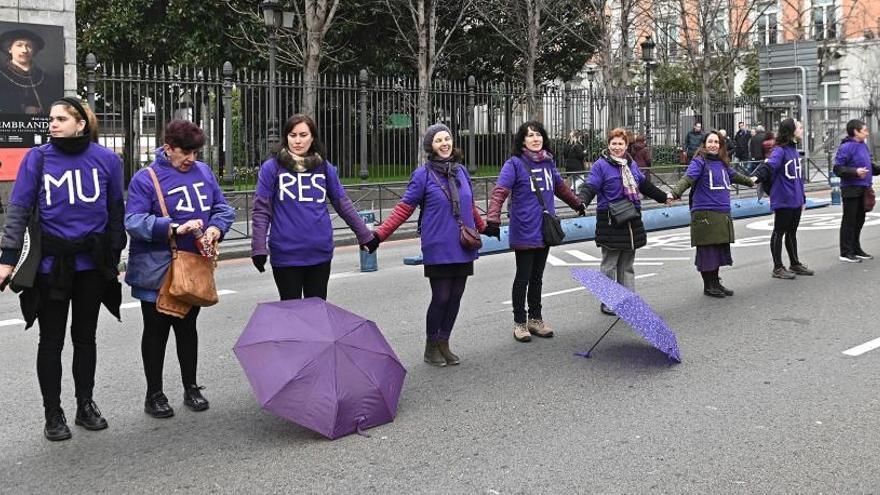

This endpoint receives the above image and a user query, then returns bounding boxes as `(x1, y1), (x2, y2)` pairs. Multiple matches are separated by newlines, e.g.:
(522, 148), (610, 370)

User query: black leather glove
(252, 254), (267, 273)
(361, 235), (380, 254)
(576, 203), (587, 216)
(484, 221), (501, 240)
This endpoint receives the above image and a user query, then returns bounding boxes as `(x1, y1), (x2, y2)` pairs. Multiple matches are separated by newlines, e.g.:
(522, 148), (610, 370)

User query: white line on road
(118, 289), (239, 310)
(501, 273), (657, 304)
(842, 337), (880, 357)
(0, 318), (25, 327)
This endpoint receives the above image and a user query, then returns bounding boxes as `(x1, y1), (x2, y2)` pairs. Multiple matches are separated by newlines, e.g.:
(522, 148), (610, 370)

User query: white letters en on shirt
(278, 173), (328, 203)
(528, 167), (553, 193)
(44, 168), (100, 206)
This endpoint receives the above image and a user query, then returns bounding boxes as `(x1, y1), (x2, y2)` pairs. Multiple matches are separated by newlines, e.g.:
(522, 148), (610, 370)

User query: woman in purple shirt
(755, 119), (813, 279)
(251, 114), (377, 300)
(125, 120), (235, 420)
(0, 98), (125, 441)
(671, 131), (756, 298)
(374, 124), (486, 366)
(833, 119), (879, 263)
(486, 121), (585, 341)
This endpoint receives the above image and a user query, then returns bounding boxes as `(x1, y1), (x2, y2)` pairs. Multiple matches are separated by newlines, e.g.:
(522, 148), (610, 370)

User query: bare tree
(473, 0), (597, 119)
(227, 0), (341, 118)
(383, 0), (472, 137)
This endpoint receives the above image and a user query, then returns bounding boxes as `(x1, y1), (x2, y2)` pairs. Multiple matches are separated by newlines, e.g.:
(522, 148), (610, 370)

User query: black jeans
(36, 270), (106, 411)
(771, 207), (802, 269)
(272, 262), (332, 300)
(140, 302), (201, 396)
(840, 195), (867, 257)
(512, 247), (550, 324)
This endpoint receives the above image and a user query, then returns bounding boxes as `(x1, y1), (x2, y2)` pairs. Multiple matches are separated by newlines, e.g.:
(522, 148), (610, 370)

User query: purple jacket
(124, 149), (235, 302)
(400, 165), (479, 265)
(585, 156), (647, 211)
(765, 144), (805, 210)
(0, 142), (125, 273)
(251, 158), (372, 267)
(834, 138), (875, 188)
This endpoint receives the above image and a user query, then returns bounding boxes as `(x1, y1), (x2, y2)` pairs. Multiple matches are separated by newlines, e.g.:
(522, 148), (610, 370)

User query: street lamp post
(640, 35), (656, 147)
(261, 0), (282, 154)
(585, 64), (598, 147)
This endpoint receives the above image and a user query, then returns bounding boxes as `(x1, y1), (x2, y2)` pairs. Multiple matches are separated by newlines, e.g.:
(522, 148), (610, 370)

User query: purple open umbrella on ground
(234, 298), (406, 439)
(570, 268), (682, 362)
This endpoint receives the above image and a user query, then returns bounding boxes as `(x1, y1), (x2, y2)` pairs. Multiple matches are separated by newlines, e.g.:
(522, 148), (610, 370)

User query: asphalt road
(1, 203), (879, 493)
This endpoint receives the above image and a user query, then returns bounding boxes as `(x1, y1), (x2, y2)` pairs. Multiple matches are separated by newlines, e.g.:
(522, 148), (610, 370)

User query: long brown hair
(695, 131), (729, 164)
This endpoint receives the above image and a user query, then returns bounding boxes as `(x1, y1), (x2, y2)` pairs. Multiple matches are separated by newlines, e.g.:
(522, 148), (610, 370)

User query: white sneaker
(839, 255), (862, 263)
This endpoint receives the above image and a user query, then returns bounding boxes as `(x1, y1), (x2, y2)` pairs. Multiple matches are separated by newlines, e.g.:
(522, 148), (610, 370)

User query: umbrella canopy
(234, 298), (406, 439)
(571, 268), (682, 362)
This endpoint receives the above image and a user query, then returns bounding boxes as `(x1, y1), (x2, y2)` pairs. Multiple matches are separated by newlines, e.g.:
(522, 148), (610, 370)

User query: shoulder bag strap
(517, 157), (548, 213)
(427, 167), (462, 220)
(146, 166), (176, 252)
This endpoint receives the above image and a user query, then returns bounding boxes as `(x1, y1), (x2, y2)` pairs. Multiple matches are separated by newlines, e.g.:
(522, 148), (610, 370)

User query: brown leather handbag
(864, 186), (876, 212)
(147, 168), (219, 315)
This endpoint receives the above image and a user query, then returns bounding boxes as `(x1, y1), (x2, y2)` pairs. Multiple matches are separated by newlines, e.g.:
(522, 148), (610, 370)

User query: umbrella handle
(579, 317), (622, 358)
(355, 416), (371, 438)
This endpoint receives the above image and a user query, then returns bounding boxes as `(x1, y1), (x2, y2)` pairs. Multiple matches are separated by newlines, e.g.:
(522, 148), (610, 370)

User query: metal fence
(80, 55), (878, 185)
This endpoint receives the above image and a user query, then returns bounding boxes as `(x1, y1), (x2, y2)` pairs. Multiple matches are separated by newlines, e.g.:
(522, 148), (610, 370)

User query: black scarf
(50, 133), (91, 154)
(427, 156), (462, 217)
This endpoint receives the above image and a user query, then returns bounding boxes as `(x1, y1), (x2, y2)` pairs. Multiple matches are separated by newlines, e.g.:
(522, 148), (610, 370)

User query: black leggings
(771, 207), (802, 269)
(512, 247), (550, 324)
(272, 263), (332, 300)
(36, 270), (106, 410)
(426, 276), (468, 342)
(840, 195), (867, 257)
(140, 302), (201, 396)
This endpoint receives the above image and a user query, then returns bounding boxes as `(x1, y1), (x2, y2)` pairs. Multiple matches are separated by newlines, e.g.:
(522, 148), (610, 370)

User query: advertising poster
(0, 21), (64, 181)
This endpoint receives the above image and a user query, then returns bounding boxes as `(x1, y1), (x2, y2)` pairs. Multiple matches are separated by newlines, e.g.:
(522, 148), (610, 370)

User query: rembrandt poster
(0, 21), (64, 181)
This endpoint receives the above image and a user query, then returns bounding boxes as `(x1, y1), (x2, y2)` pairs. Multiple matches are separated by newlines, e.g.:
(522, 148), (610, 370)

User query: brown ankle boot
(436, 341), (460, 365)
(423, 341), (447, 367)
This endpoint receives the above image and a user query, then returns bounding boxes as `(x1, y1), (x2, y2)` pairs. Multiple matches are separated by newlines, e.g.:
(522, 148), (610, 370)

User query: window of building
(711, 12), (730, 52)
(657, 16), (678, 58)
(813, 0), (837, 41)
(756, 3), (778, 46)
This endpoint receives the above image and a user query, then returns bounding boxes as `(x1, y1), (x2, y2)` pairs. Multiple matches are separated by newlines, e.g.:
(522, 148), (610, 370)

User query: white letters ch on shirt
(278, 173), (328, 202)
(44, 169), (100, 205)
(784, 158), (802, 180)
(167, 182), (211, 213)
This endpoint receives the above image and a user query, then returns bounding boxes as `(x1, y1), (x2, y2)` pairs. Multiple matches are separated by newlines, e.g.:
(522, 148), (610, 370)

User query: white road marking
(0, 318), (25, 327)
(120, 302), (140, 309)
(501, 273), (657, 304)
(842, 337), (880, 357)
(119, 289), (238, 310)
(217, 289), (237, 295)
(565, 249), (687, 262)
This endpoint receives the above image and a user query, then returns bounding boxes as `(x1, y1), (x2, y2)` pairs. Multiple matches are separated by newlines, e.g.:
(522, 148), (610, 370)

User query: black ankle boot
(145, 391), (175, 418)
(75, 398), (108, 430)
(183, 385), (210, 412)
(423, 341), (447, 367)
(44, 407), (72, 441)
(716, 279), (734, 296)
(703, 279), (726, 298)
(436, 341), (461, 365)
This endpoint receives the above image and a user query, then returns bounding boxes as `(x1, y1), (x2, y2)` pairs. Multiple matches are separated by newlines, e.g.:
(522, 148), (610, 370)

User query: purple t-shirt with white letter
(496, 156), (563, 248)
(401, 164), (479, 265)
(9, 143), (124, 273)
(765, 145), (805, 210)
(256, 158), (349, 267)
(686, 156), (735, 213)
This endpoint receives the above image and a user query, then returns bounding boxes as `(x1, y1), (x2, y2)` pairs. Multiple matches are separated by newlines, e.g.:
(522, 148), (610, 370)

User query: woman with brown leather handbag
(124, 120), (234, 420)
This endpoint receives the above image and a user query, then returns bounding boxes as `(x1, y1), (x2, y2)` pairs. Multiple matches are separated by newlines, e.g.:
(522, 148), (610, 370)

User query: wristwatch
(170, 222), (180, 236)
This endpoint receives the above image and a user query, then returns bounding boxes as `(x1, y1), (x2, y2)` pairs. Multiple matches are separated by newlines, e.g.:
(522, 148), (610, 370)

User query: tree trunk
(301, 32), (322, 118)
(525, 0), (540, 120)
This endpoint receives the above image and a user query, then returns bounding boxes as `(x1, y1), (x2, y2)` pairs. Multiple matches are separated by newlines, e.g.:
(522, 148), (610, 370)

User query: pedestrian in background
(762, 131), (776, 159)
(578, 128), (672, 315)
(486, 121), (585, 341)
(734, 122), (751, 163)
(754, 119), (813, 279)
(671, 131), (757, 298)
(629, 134), (652, 181)
(374, 124), (485, 366)
(250, 114), (377, 300)
(718, 129), (735, 158)
(683, 122), (705, 162)
(562, 129), (586, 172)
(0, 98), (125, 441)
(834, 118), (879, 263)
(125, 120), (234, 419)
(750, 125), (766, 161)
